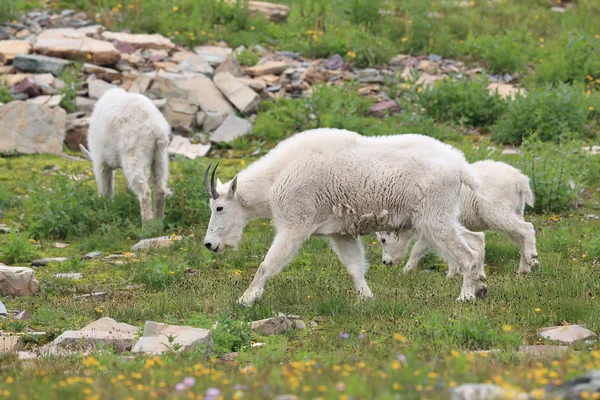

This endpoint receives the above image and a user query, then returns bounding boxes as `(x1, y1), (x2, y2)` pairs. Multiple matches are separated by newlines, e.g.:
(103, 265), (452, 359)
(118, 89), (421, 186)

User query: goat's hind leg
(328, 234), (373, 300)
(94, 162), (114, 198)
(123, 160), (153, 223)
(151, 145), (170, 220)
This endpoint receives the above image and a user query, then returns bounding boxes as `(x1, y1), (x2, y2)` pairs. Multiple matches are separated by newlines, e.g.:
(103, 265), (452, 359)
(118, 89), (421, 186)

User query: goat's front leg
(403, 237), (432, 274)
(237, 229), (308, 307)
(328, 234), (373, 300)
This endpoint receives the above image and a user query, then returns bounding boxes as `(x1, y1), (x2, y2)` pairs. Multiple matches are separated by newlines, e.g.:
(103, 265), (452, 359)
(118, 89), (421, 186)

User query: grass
(1, 147), (600, 399)
(0, 0), (600, 398)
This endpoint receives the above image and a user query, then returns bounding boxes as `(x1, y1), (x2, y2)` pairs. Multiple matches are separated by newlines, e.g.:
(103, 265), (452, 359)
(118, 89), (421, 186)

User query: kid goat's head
(203, 163), (246, 253)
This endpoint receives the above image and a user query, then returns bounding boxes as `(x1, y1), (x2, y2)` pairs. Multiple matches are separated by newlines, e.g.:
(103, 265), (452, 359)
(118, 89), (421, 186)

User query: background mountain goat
(80, 88), (171, 222)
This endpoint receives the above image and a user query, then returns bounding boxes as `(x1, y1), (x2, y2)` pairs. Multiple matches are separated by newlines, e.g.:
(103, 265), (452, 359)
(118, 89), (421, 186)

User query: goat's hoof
(475, 285), (488, 299)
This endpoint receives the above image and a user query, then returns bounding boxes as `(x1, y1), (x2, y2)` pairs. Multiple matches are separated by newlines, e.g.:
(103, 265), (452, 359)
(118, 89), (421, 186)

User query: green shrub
(129, 256), (187, 291)
(0, 226), (37, 265)
(0, 184), (20, 210)
(58, 64), (84, 113)
(516, 138), (588, 213)
(0, 80), (13, 104)
(491, 84), (589, 144)
(418, 75), (507, 127)
(236, 49), (258, 66)
(464, 30), (533, 74)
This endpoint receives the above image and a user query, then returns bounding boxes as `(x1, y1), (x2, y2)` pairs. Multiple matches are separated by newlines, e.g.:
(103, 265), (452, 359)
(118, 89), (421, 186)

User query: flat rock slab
(131, 236), (182, 251)
(246, 61), (288, 77)
(82, 63), (121, 81)
(251, 315), (294, 335)
(35, 29), (120, 66)
(132, 320), (213, 355)
(540, 325), (597, 344)
(192, 46), (232, 66)
(32, 257), (69, 264)
(210, 115), (252, 143)
(450, 384), (528, 400)
(83, 251), (103, 259)
(102, 31), (175, 50)
(518, 345), (570, 359)
(13, 54), (71, 76)
(88, 79), (119, 100)
(213, 71), (260, 115)
(176, 55), (215, 75)
(52, 317), (139, 352)
(0, 40), (32, 63)
(0, 336), (23, 354)
(168, 135), (210, 159)
(0, 266), (40, 296)
(545, 370), (600, 400)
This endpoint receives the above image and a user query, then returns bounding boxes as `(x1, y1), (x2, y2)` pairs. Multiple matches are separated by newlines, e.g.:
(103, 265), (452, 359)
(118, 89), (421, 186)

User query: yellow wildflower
(503, 325), (512, 332)
(172, 6), (179, 12)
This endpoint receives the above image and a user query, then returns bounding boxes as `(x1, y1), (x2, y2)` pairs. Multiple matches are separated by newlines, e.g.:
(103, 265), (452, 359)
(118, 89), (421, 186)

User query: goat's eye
(381, 238), (386, 244)
(216, 206), (223, 212)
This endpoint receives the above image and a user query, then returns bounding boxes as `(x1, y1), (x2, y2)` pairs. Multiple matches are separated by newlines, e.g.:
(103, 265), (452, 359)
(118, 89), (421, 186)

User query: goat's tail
(517, 176), (535, 207)
(79, 144), (92, 161)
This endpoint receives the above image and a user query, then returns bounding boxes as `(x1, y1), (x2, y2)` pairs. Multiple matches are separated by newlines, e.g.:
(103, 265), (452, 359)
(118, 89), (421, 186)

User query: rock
(12, 78), (41, 98)
(293, 320), (307, 330)
(246, 61), (288, 77)
(0, 336), (23, 354)
(76, 292), (107, 300)
(26, 94), (63, 107)
(518, 345), (570, 359)
(64, 116), (89, 151)
(168, 135), (210, 159)
(0, 300), (6, 315)
(222, 0), (290, 22)
(237, 77), (267, 92)
(52, 317), (139, 352)
(128, 75), (153, 94)
(544, 370), (600, 400)
(131, 236), (182, 251)
(101, 31), (175, 50)
(539, 325), (597, 344)
(352, 68), (383, 84)
(144, 48), (169, 62)
(389, 54), (410, 67)
(163, 98), (198, 133)
(192, 45), (232, 66)
(251, 315), (294, 335)
(174, 75), (235, 132)
(213, 71), (260, 115)
(13, 54), (70, 76)
(0, 101), (66, 155)
(488, 83), (524, 99)
(88, 79), (118, 99)
(131, 321), (213, 355)
(215, 54), (244, 77)
(34, 29), (120, 65)
(418, 59), (440, 74)
(210, 115), (252, 143)
(82, 63), (121, 81)
(450, 384), (528, 400)
(416, 73), (445, 88)
(0, 40), (32, 63)
(75, 96), (96, 113)
(369, 100), (401, 117)
(551, 6), (566, 13)
(112, 40), (136, 54)
(428, 53), (442, 62)
(15, 310), (30, 320)
(175, 55), (214, 75)
(358, 84), (380, 96)
(0, 266), (40, 296)
(54, 273), (82, 280)
(83, 251), (102, 259)
(323, 54), (344, 70)
(171, 50), (195, 63)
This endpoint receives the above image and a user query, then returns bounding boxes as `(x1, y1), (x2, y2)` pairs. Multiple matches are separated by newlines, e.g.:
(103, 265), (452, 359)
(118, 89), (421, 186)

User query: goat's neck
(236, 167), (274, 220)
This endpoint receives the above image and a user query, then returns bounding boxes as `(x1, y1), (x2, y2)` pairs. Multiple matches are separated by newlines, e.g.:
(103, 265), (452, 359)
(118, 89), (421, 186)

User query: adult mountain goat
(377, 160), (538, 276)
(203, 128), (487, 306)
(79, 88), (171, 222)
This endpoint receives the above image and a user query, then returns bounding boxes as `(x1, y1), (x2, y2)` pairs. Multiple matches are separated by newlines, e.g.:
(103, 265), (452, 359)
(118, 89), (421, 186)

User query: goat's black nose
(204, 242), (212, 250)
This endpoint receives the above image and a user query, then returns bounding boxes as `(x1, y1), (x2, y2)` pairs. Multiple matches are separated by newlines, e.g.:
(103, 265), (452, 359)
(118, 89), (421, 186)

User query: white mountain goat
(202, 128), (488, 306)
(79, 87), (171, 222)
(377, 160), (538, 276)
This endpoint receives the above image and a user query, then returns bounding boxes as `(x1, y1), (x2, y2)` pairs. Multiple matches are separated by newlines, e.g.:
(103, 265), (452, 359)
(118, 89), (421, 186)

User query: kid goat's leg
(151, 145), (170, 220)
(95, 162), (114, 198)
(237, 229), (309, 307)
(123, 158), (153, 223)
(328, 234), (373, 300)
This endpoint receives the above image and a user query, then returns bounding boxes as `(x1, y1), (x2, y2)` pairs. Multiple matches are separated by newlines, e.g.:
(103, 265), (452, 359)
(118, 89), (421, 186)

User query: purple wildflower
(175, 383), (186, 392)
(205, 388), (221, 399)
(182, 377), (196, 387)
(359, 332), (367, 341)
(338, 332), (350, 339)
(234, 384), (247, 391)
(336, 382), (346, 392)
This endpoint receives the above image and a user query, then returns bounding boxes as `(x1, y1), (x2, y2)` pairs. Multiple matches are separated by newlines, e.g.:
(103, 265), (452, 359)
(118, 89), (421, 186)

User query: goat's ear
(228, 175), (238, 198)
(216, 178), (223, 189)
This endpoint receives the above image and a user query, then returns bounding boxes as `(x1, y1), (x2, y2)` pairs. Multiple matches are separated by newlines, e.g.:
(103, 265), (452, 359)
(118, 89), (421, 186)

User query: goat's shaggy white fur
(203, 128), (488, 306)
(80, 87), (171, 222)
(377, 160), (538, 275)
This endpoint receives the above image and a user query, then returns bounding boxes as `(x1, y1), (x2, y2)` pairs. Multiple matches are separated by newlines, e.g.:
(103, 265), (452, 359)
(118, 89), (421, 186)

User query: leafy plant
(418, 75), (507, 127)
(0, 79), (13, 104)
(492, 84), (589, 144)
(516, 138), (588, 213)
(0, 225), (37, 265)
(236, 49), (258, 66)
(129, 257), (187, 291)
(58, 64), (84, 113)
(464, 30), (532, 74)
